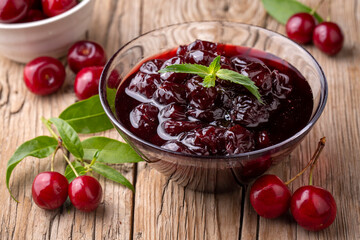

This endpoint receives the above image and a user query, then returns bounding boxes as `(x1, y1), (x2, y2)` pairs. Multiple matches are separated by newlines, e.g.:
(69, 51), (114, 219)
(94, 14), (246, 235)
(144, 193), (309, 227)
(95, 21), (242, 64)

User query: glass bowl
(99, 21), (327, 192)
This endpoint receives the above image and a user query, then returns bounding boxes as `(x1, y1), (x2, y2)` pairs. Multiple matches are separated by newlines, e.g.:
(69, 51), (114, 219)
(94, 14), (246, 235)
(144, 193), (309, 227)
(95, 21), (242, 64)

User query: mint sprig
(158, 56), (263, 103)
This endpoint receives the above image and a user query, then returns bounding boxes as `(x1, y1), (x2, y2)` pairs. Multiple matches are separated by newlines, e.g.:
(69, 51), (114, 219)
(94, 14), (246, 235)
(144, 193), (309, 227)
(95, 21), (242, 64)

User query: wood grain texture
(0, 0), (141, 239)
(134, 0), (360, 239)
(141, 0), (267, 32)
(0, 0), (359, 239)
(133, 164), (243, 240)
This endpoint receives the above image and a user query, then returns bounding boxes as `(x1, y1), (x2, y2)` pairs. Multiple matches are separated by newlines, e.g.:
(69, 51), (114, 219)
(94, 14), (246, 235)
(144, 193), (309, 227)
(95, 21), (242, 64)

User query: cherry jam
(115, 40), (313, 156)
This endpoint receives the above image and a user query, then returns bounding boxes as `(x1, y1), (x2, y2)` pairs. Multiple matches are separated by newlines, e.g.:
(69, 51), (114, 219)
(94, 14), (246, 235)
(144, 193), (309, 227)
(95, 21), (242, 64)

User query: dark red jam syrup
(115, 40), (313, 156)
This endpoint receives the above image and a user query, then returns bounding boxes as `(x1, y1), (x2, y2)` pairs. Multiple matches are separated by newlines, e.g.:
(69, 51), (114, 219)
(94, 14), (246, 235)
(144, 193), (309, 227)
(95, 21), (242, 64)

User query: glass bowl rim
(99, 20), (328, 161)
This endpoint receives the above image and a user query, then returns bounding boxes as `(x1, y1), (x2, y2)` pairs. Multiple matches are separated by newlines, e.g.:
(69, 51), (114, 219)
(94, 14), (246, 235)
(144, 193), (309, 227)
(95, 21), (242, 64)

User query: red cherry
(291, 185), (336, 231)
(23, 56), (66, 95)
(250, 174), (292, 218)
(21, 9), (47, 22)
(313, 22), (344, 55)
(41, 0), (77, 17)
(28, 0), (42, 9)
(239, 156), (272, 182)
(285, 13), (316, 44)
(68, 175), (102, 212)
(32, 172), (69, 210)
(107, 69), (121, 89)
(74, 66), (103, 100)
(0, 0), (29, 23)
(67, 40), (107, 74)
(256, 130), (271, 148)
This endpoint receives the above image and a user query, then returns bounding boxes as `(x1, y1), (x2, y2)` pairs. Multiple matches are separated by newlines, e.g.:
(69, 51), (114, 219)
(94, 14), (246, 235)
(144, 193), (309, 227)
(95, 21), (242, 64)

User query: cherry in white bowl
(0, 0), (94, 63)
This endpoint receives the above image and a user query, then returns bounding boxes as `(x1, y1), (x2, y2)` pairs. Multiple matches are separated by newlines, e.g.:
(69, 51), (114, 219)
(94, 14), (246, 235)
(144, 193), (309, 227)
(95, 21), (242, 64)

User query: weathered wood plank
(141, 0), (267, 32)
(0, 0), (141, 239)
(133, 165), (242, 240)
(0, 0), (359, 239)
(133, 1), (265, 240)
(254, 0), (360, 239)
(0, 50), (76, 240)
(133, 0), (360, 239)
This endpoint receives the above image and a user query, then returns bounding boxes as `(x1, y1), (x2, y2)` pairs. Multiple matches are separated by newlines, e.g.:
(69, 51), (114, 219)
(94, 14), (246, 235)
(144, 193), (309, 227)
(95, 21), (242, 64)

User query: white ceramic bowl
(0, 0), (95, 63)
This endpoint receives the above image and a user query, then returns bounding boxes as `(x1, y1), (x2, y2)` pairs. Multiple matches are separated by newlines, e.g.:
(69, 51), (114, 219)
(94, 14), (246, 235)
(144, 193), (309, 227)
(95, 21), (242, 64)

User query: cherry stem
(309, 137), (326, 185)
(89, 150), (101, 167)
(57, 137), (79, 177)
(41, 117), (59, 140)
(50, 146), (59, 172)
(61, 150), (79, 177)
(285, 137), (326, 185)
(310, 0), (325, 15)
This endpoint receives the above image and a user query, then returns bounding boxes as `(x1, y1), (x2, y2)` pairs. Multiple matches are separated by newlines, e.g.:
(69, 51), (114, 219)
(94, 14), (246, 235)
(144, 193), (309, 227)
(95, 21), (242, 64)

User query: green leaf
(158, 64), (210, 78)
(64, 160), (86, 183)
(49, 117), (84, 159)
(208, 56), (221, 74)
(6, 136), (58, 201)
(261, 0), (323, 24)
(106, 88), (117, 114)
(202, 74), (216, 88)
(216, 69), (263, 103)
(59, 95), (114, 134)
(82, 137), (142, 164)
(91, 162), (134, 191)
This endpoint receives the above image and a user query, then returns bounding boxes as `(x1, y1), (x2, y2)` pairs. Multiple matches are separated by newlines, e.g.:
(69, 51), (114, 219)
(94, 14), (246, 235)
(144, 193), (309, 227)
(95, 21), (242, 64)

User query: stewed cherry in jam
(115, 40), (313, 156)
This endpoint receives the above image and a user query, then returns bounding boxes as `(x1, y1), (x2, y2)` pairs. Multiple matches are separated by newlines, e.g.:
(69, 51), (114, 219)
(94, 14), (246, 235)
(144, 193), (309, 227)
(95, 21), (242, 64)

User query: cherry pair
(286, 13), (344, 55)
(69, 40), (107, 100)
(0, 0), (78, 23)
(249, 138), (337, 231)
(32, 171), (102, 212)
(23, 40), (107, 99)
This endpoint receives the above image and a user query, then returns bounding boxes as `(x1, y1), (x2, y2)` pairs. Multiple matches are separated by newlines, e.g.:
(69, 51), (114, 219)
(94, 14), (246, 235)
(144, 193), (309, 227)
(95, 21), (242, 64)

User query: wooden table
(1, 0), (359, 239)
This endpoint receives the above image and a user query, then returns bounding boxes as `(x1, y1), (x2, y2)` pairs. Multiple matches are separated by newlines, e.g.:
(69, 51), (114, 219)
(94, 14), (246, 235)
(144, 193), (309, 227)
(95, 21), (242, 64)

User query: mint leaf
(82, 136), (143, 164)
(208, 56), (221, 74)
(64, 160), (86, 183)
(158, 64), (209, 78)
(202, 56), (221, 87)
(91, 162), (134, 192)
(50, 117), (84, 159)
(6, 136), (58, 201)
(59, 95), (114, 134)
(202, 75), (216, 88)
(262, 0), (323, 24)
(216, 69), (263, 103)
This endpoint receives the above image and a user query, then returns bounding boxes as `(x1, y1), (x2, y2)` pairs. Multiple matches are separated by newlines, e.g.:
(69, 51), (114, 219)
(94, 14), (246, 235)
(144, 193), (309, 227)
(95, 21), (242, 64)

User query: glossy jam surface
(115, 40), (313, 156)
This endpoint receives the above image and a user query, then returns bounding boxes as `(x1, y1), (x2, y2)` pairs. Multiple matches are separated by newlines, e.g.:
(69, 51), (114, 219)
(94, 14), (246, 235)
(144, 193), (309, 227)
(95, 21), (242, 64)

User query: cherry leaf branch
(59, 95), (114, 134)
(91, 162), (135, 192)
(49, 117), (84, 159)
